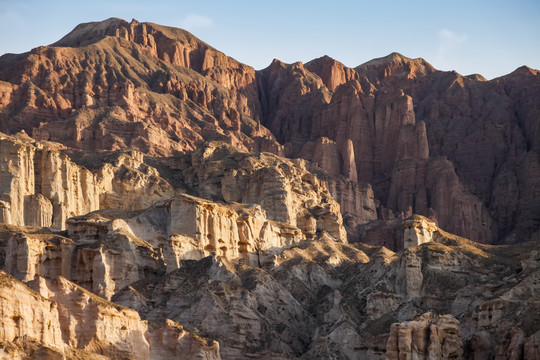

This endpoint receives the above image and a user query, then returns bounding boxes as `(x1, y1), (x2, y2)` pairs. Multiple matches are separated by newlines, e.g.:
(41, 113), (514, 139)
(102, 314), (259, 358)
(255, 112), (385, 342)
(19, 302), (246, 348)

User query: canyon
(0, 18), (538, 359)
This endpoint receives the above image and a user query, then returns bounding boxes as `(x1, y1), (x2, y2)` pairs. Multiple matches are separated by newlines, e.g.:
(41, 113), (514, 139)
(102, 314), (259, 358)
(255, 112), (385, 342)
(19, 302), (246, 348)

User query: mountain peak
(53, 18), (130, 47)
(305, 55), (359, 91)
(51, 17), (207, 51)
(357, 52), (432, 70)
(355, 52), (436, 82)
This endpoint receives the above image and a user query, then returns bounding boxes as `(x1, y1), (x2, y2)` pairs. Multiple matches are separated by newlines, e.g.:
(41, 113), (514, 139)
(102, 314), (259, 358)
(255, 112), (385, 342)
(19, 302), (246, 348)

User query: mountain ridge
(0, 18), (539, 247)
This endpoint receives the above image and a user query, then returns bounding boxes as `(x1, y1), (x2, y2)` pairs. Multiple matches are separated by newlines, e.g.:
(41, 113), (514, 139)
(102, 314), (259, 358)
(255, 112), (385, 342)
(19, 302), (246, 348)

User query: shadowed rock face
(258, 54), (540, 246)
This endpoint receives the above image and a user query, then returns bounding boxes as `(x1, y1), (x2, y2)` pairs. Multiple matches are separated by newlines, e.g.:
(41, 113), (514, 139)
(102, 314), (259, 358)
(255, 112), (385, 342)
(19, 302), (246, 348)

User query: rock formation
(0, 132), (173, 230)
(0, 269), (220, 359)
(0, 18), (538, 246)
(386, 312), (463, 360)
(403, 214), (437, 248)
(0, 17), (539, 359)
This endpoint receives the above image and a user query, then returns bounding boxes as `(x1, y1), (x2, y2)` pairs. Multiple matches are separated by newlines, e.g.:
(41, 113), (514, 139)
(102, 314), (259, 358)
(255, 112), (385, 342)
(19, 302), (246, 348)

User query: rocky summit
(0, 18), (539, 359)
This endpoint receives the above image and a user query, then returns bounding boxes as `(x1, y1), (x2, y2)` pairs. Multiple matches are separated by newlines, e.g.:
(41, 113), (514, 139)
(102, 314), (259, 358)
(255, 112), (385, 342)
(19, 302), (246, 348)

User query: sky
(0, 0), (539, 79)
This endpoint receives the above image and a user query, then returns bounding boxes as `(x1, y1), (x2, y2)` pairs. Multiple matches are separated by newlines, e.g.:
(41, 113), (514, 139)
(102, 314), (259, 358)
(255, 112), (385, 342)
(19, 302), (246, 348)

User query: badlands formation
(0, 18), (538, 359)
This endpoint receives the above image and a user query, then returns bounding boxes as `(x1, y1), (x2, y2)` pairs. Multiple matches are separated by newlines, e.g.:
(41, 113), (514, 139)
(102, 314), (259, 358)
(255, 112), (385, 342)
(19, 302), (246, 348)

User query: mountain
(0, 18), (539, 359)
(1, 18), (539, 247)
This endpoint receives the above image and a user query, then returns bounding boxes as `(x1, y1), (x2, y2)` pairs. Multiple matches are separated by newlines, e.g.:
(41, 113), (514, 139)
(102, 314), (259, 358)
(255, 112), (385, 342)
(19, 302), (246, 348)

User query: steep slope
(257, 52), (540, 245)
(0, 18), (277, 156)
(0, 269), (220, 359)
(111, 226), (540, 359)
(2, 218), (538, 359)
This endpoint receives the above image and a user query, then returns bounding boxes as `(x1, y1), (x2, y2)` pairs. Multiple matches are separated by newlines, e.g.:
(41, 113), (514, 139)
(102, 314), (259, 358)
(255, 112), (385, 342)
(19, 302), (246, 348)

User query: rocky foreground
(0, 18), (539, 359)
(0, 133), (538, 359)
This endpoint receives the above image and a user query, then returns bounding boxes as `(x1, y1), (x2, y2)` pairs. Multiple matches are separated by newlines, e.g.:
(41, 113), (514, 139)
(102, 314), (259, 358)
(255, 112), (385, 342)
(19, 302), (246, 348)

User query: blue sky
(0, 0), (538, 79)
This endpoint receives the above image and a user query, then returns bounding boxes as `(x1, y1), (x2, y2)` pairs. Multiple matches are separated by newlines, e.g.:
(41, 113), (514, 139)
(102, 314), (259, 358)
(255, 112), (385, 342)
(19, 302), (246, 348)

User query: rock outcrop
(0, 132), (174, 230)
(0, 139), (347, 301)
(403, 214), (437, 248)
(386, 312), (463, 360)
(0, 270), (220, 359)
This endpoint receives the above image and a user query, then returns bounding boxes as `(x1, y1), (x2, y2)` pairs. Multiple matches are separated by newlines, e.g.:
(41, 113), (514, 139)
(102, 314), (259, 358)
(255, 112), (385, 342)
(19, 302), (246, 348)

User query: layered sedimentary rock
(0, 132), (173, 230)
(1, 18), (539, 246)
(386, 312), (463, 360)
(0, 140), (347, 301)
(258, 52), (540, 245)
(0, 18), (277, 157)
(0, 270), (219, 359)
(146, 142), (347, 242)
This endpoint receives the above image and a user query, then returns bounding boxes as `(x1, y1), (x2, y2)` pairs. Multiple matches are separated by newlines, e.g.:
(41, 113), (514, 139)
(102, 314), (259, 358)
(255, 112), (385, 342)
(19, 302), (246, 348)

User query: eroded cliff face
(1, 18), (539, 246)
(257, 52), (540, 245)
(0, 132), (174, 230)
(108, 231), (540, 359)
(0, 18), (277, 157)
(0, 270), (220, 359)
(0, 138), (346, 302)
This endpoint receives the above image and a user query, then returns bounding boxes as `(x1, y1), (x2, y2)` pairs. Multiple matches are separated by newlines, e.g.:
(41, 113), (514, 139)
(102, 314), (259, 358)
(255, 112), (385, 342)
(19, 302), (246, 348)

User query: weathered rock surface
(0, 140), (346, 301)
(1, 18), (539, 246)
(0, 18), (277, 157)
(1, 208), (539, 359)
(0, 270), (220, 359)
(386, 312), (463, 360)
(148, 142), (347, 242)
(258, 51), (540, 245)
(0, 132), (174, 230)
(108, 227), (540, 359)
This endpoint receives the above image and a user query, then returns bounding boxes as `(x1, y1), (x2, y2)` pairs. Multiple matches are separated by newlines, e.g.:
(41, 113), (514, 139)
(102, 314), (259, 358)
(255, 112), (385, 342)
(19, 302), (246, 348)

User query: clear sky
(0, 0), (539, 79)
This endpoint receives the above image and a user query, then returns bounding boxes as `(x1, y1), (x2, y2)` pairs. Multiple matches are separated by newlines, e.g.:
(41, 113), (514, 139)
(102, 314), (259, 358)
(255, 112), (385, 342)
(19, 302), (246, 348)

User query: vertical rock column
(35, 147), (99, 229)
(0, 137), (35, 226)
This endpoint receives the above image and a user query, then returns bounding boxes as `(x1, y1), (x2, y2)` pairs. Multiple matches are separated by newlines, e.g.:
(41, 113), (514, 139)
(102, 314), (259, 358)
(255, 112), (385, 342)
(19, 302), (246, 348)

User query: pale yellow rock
(402, 214), (437, 249)
(188, 143), (347, 242)
(23, 194), (53, 227)
(385, 312), (463, 360)
(0, 133), (174, 230)
(4, 232), (74, 282)
(0, 271), (65, 354)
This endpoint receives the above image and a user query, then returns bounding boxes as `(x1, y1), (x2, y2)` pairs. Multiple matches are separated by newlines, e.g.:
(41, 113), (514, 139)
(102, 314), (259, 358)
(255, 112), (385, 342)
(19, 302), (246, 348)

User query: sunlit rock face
(402, 214), (437, 248)
(386, 312), (463, 360)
